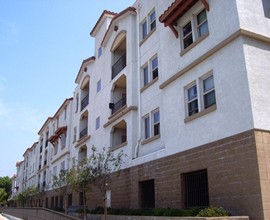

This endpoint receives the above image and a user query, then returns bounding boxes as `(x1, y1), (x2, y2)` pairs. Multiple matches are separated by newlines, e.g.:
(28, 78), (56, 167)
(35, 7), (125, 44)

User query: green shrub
(197, 207), (230, 217)
(90, 207), (201, 217)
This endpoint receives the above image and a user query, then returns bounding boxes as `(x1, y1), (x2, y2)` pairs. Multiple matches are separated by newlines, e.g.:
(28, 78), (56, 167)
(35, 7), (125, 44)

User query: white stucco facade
(13, 1), (270, 214)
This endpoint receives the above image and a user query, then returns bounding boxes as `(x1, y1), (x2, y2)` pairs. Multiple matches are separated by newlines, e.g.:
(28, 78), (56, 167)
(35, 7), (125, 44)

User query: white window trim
(141, 54), (159, 89)
(185, 81), (200, 117)
(96, 116), (100, 130)
(179, 6), (209, 52)
(97, 79), (101, 93)
(140, 8), (156, 42)
(184, 71), (216, 120)
(142, 108), (160, 141)
(200, 72), (215, 111)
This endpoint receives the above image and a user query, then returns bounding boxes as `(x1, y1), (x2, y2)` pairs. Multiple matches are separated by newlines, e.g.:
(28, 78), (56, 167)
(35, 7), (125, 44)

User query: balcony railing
(81, 94), (89, 111)
(111, 95), (126, 115)
(112, 53), (126, 79)
(79, 127), (88, 139)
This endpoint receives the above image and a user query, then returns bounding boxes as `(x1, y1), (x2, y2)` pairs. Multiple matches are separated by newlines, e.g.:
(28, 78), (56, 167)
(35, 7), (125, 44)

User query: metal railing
(111, 96), (126, 115)
(79, 127), (88, 139)
(112, 53), (126, 79)
(81, 94), (89, 111)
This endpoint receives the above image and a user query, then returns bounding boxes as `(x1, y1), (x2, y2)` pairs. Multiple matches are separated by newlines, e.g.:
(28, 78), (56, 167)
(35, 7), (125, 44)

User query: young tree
(52, 170), (69, 214)
(27, 186), (39, 207)
(68, 160), (93, 220)
(89, 146), (126, 220)
(0, 188), (8, 206)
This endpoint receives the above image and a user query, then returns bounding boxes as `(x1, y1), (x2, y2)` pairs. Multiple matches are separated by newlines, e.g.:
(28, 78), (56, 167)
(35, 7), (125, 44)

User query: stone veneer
(42, 129), (270, 220)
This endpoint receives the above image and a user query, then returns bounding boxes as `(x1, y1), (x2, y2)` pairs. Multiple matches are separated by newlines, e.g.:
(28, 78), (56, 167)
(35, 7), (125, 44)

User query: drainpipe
(134, 2), (142, 159)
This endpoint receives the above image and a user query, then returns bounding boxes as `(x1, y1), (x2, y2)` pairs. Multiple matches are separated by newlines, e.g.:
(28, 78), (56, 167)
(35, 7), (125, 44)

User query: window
(181, 9), (208, 50)
(183, 21), (193, 49)
(60, 134), (66, 149)
(73, 127), (77, 142)
(185, 73), (216, 119)
(142, 55), (158, 87)
(153, 110), (160, 136)
(144, 116), (150, 139)
(53, 166), (57, 176)
(143, 109), (160, 140)
(60, 161), (65, 171)
(64, 107), (67, 120)
(97, 79), (101, 93)
(197, 9), (208, 37)
(182, 169), (209, 208)
(149, 10), (156, 31)
(142, 20), (148, 40)
(75, 94), (79, 112)
(187, 84), (198, 116)
(202, 75), (216, 108)
(96, 116), (100, 130)
(98, 47), (102, 58)
(151, 56), (158, 80)
(143, 65), (149, 86)
(262, 0), (270, 18)
(141, 9), (156, 41)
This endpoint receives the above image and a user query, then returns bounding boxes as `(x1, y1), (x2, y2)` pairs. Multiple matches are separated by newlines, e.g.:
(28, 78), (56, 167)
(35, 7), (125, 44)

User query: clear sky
(0, 0), (135, 178)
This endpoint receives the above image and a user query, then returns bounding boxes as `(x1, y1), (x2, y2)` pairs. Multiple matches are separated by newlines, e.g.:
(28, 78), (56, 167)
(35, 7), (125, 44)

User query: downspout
(134, 2), (142, 159)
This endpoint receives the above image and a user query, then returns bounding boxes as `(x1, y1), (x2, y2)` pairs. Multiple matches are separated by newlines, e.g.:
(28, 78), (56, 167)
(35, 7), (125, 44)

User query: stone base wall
(37, 129), (270, 220)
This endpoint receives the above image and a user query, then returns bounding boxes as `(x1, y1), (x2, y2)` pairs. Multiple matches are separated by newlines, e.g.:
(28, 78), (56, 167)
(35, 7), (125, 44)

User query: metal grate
(182, 169), (209, 208)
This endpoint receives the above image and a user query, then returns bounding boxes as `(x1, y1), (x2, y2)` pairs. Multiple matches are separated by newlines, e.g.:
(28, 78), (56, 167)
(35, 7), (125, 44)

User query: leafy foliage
(89, 146), (126, 198)
(0, 176), (12, 196)
(52, 170), (70, 214)
(14, 186), (39, 207)
(0, 188), (8, 205)
(197, 206), (230, 217)
(89, 207), (201, 216)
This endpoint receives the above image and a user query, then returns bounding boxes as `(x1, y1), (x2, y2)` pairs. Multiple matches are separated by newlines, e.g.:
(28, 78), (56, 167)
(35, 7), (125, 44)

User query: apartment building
(12, 0), (270, 219)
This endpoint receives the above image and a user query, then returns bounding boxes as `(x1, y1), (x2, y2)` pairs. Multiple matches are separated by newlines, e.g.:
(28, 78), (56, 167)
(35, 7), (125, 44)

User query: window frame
(98, 47), (103, 58)
(152, 109), (160, 136)
(196, 9), (208, 38)
(140, 8), (156, 42)
(184, 71), (216, 121)
(180, 7), (209, 52)
(149, 9), (156, 31)
(141, 54), (159, 89)
(141, 19), (148, 40)
(186, 82), (199, 116)
(143, 108), (160, 141)
(143, 114), (150, 140)
(96, 116), (100, 130)
(200, 74), (216, 110)
(97, 79), (101, 93)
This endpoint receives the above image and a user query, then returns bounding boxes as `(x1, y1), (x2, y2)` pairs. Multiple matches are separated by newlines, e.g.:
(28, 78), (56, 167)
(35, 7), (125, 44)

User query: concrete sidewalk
(0, 214), (8, 220)
(0, 213), (23, 220)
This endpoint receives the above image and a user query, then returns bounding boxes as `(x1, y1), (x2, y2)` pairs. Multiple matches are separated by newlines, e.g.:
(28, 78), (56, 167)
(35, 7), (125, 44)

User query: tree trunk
(83, 191), (87, 220)
(104, 194), (107, 220)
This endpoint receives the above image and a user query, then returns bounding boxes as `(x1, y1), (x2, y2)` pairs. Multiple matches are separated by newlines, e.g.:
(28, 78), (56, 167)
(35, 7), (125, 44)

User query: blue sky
(0, 0), (135, 178)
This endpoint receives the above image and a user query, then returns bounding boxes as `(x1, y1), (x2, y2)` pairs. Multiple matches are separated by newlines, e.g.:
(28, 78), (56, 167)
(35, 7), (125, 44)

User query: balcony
(110, 95), (126, 115)
(112, 53), (126, 79)
(81, 94), (89, 111)
(79, 127), (88, 139)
